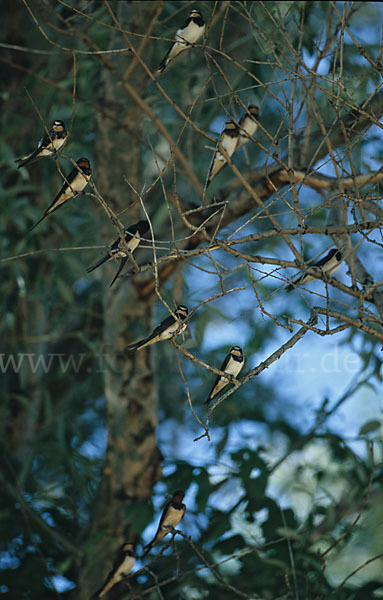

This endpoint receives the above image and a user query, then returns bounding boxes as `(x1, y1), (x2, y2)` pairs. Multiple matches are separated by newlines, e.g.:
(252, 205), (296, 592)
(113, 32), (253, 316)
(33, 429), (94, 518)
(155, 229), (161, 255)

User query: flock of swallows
(15, 8), (344, 598)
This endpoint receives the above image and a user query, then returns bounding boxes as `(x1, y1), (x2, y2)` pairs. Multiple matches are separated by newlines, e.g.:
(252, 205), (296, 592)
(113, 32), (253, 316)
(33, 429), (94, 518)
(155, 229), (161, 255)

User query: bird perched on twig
(87, 219), (149, 287)
(206, 120), (240, 187)
(236, 105), (259, 150)
(30, 157), (92, 231)
(205, 346), (244, 406)
(157, 9), (205, 73)
(126, 305), (189, 352)
(286, 248), (343, 291)
(143, 490), (186, 555)
(90, 541), (135, 599)
(15, 120), (68, 169)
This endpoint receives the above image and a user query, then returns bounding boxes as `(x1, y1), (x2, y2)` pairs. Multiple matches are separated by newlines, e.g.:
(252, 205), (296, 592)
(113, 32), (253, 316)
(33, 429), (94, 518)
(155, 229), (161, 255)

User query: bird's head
(77, 157), (92, 173)
(224, 120), (239, 133)
(230, 346), (243, 357)
(327, 248), (342, 261)
(190, 10), (203, 19)
(172, 490), (185, 501)
(247, 105), (259, 118)
(52, 120), (65, 131)
(176, 305), (189, 319)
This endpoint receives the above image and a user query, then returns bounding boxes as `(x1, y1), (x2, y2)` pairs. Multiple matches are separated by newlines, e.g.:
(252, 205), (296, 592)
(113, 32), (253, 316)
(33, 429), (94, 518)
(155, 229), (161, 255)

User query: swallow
(15, 120), (68, 169)
(157, 9), (205, 73)
(91, 542), (135, 599)
(87, 220), (149, 287)
(143, 490), (186, 555)
(205, 346), (244, 406)
(236, 105), (259, 150)
(127, 305), (188, 352)
(286, 248), (343, 291)
(206, 121), (240, 187)
(30, 157), (92, 231)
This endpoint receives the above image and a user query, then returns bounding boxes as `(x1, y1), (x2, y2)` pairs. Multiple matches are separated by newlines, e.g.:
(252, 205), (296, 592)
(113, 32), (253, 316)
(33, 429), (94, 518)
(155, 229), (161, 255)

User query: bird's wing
(16, 147), (41, 168)
(109, 257), (128, 287)
(110, 236), (122, 251)
(150, 314), (176, 338)
(29, 170), (79, 231)
(205, 355), (230, 404)
(87, 253), (113, 273)
(206, 143), (225, 185)
(127, 314), (177, 352)
(157, 499), (173, 530)
(16, 130), (59, 168)
(314, 254), (332, 269)
(143, 500), (172, 551)
(157, 43), (174, 72)
(285, 271), (311, 292)
(87, 235), (121, 273)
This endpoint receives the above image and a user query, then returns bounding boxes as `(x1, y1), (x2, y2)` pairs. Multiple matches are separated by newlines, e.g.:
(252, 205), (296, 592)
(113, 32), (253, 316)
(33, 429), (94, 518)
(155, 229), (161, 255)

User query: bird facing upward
(143, 490), (186, 555)
(206, 120), (240, 188)
(236, 105), (259, 150)
(205, 346), (244, 405)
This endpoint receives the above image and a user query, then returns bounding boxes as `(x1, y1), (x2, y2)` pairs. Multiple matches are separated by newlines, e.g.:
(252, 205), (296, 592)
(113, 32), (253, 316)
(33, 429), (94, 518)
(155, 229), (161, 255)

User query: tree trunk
(77, 3), (163, 598)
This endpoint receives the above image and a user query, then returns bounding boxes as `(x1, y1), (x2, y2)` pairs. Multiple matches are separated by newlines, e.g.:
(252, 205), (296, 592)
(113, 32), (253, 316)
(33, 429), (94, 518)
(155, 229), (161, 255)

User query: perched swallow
(143, 490), (186, 555)
(127, 305), (188, 352)
(205, 346), (244, 406)
(236, 105), (259, 150)
(15, 120), (67, 169)
(91, 542), (135, 599)
(157, 9), (205, 73)
(286, 248), (343, 291)
(30, 157), (92, 231)
(87, 220), (149, 287)
(206, 121), (240, 187)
